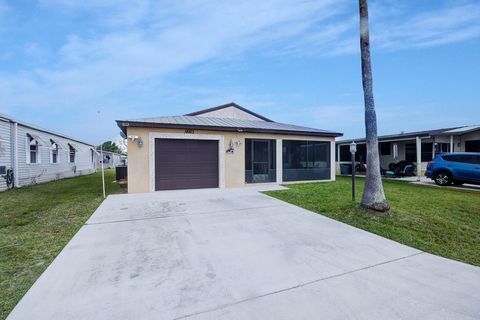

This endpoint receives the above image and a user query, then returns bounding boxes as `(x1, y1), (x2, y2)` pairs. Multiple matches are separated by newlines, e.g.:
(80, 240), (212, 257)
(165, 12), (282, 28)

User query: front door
(245, 139), (276, 183)
(253, 140), (270, 183)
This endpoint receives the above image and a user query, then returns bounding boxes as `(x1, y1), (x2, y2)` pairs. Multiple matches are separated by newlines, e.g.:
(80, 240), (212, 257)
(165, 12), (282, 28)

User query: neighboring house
(336, 125), (480, 177)
(96, 151), (127, 169)
(116, 102), (342, 193)
(0, 113), (97, 191)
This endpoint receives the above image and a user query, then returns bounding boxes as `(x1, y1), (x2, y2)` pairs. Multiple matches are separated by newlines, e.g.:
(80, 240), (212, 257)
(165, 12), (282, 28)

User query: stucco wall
(126, 127), (335, 193)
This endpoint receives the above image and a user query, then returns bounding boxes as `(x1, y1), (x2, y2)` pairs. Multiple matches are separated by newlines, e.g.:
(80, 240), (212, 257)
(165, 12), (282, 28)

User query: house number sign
(184, 129), (195, 134)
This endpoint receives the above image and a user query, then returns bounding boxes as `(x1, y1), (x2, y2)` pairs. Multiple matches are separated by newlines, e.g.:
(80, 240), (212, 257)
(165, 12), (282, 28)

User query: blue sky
(0, 0), (479, 144)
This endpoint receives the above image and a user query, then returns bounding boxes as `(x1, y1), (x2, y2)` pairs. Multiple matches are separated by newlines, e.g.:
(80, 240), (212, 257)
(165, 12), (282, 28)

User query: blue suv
(425, 152), (480, 186)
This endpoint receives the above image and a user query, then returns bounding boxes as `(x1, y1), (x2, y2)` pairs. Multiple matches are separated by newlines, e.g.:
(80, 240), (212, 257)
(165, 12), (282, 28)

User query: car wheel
(434, 171), (452, 186)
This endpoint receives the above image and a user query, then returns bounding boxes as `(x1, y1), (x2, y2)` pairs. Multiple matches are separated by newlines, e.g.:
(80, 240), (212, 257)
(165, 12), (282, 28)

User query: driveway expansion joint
(174, 251), (425, 320)
(84, 204), (287, 226)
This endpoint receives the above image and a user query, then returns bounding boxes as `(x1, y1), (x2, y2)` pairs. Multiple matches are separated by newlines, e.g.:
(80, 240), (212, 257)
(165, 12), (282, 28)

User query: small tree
(358, 0), (389, 212)
(97, 141), (123, 154)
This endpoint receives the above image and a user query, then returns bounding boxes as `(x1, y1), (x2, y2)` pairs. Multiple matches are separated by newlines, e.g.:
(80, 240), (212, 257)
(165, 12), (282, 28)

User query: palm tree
(358, 0), (389, 212)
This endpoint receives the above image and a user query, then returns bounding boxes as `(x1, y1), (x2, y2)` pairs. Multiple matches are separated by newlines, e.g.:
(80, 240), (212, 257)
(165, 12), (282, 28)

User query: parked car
(425, 153), (480, 186)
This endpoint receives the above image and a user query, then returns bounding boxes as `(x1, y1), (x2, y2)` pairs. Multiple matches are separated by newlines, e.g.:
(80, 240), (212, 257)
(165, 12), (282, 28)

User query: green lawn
(0, 170), (121, 319)
(266, 176), (480, 266)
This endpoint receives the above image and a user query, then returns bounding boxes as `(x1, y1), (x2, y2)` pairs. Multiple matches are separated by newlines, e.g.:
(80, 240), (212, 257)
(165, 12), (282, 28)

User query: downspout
(13, 121), (19, 188)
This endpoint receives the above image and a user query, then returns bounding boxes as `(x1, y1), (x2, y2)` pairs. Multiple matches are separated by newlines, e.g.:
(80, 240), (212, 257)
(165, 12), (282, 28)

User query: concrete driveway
(8, 187), (480, 320)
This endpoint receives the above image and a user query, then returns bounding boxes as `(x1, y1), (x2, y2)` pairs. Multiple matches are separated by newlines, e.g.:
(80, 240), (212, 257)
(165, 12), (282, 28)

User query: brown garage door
(155, 139), (219, 191)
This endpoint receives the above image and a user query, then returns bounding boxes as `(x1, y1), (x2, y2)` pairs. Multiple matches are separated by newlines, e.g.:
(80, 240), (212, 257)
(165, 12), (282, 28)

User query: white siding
(0, 119), (12, 191)
(16, 125), (95, 188)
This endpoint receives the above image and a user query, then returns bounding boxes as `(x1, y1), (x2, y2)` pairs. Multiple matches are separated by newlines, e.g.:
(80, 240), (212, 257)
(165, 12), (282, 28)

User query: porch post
(393, 143), (398, 161)
(276, 139), (282, 184)
(331, 141), (336, 181)
(416, 136), (421, 181)
(450, 135), (454, 152)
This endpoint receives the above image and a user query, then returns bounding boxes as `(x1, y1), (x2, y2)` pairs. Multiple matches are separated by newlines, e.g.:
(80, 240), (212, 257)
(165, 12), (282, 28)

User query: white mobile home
(0, 113), (97, 191)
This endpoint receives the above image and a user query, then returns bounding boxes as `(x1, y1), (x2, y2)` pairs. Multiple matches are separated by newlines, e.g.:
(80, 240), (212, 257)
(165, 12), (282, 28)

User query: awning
(68, 143), (80, 151)
(27, 133), (46, 146)
(50, 139), (67, 149)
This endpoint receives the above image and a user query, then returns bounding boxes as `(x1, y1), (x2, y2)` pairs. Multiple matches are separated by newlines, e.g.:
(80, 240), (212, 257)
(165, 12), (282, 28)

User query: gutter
(337, 134), (431, 145)
(116, 120), (344, 138)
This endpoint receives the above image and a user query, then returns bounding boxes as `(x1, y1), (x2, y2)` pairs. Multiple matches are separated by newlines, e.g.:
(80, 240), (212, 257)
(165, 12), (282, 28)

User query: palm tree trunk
(359, 0), (389, 212)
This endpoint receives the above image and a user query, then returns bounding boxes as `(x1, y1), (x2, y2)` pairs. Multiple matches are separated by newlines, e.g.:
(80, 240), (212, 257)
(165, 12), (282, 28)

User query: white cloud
(1, 0), (347, 109)
(3, 0), (480, 113)
(375, 2), (480, 49)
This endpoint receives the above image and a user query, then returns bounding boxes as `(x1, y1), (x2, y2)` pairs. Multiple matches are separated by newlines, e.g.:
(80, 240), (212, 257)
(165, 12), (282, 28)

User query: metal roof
(117, 115), (342, 137)
(441, 125), (480, 134)
(337, 125), (479, 145)
(185, 102), (273, 122)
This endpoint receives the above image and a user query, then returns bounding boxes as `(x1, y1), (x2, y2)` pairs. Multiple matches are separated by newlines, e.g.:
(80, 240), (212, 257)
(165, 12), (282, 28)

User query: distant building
(336, 125), (480, 176)
(0, 113), (97, 191)
(96, 151), (127, 169)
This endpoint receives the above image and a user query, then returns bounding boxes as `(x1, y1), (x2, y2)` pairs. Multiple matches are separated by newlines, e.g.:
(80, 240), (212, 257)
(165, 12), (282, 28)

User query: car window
(441, 154), (476, 164)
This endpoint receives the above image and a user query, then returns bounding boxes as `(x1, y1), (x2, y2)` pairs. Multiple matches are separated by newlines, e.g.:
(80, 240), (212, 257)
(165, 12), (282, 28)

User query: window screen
(69, 144), (76, 163)
(380, 142), (391, 155)
(421, 143), (433, 162)
(282, 140), (330, 181)
(465, 140), (480, 152)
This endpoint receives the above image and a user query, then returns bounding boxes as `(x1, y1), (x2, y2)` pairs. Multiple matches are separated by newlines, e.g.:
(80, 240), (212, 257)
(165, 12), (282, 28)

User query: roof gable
(185, 102), (273, 122)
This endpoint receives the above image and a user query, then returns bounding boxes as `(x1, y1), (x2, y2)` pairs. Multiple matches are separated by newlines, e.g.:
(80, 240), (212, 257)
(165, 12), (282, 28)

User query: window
(355, 143), (366, 163)
(405, 143), (416, 162)
(339, 145), (350, 162)
(51, 140), (59, 164)
(103, 154), (111, 165)
(27, 135), (39, 164)
(68, 144), (76, 163)
(465, 140), (480, 152)
(339, 143), (366, 162)
(435, 143), (450, 154)
(282, 140), (330, 182)
(380, 142), (391, 155)
(406, 143), (434, 162)
(442, 154), (477, 164)
(421, 143), (433, 162)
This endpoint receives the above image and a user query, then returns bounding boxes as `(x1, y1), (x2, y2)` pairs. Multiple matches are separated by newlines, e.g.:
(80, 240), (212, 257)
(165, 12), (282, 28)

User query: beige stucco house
(117, 103), (342, 193)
